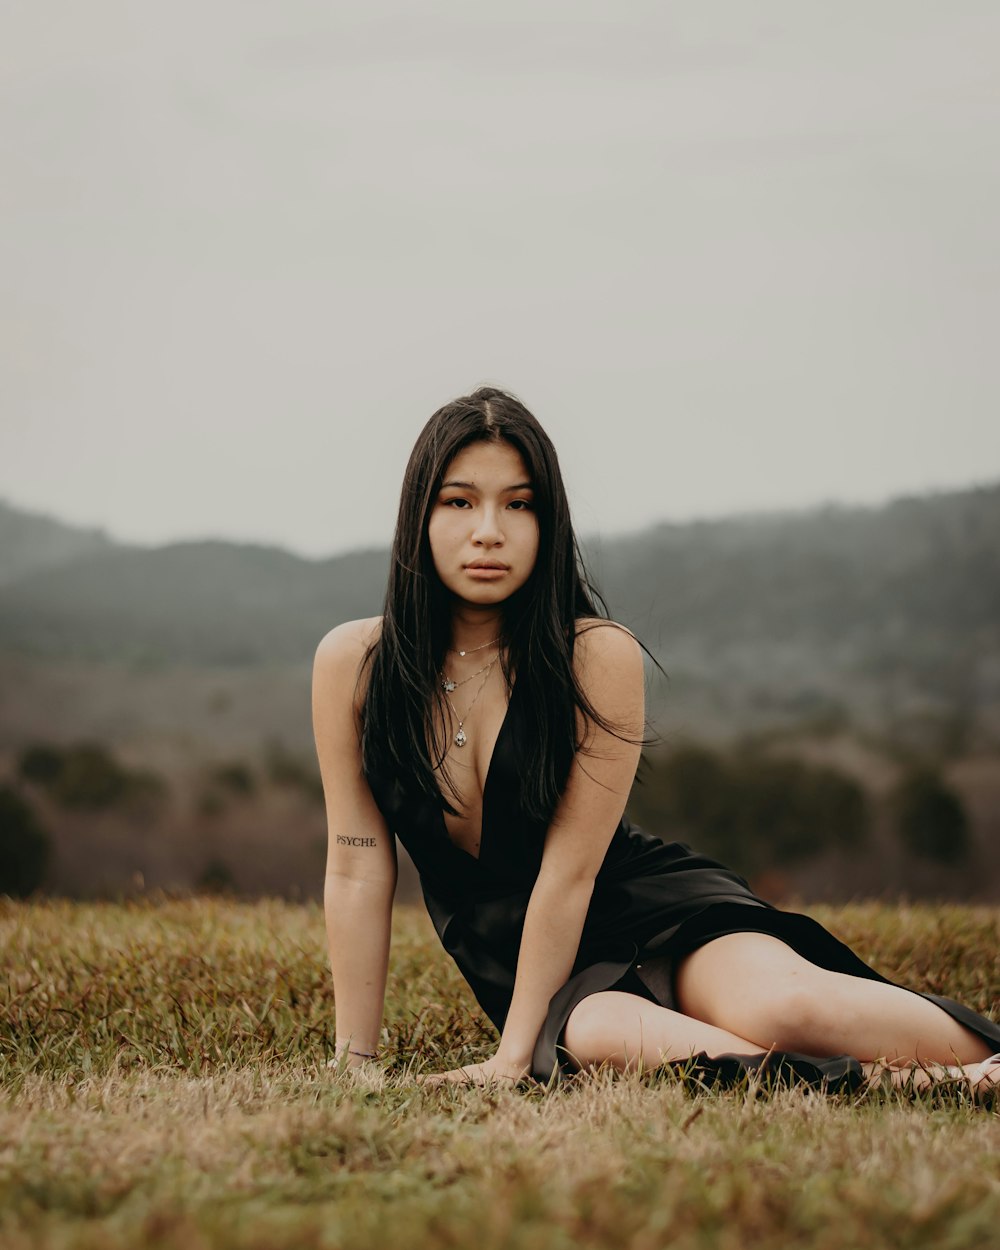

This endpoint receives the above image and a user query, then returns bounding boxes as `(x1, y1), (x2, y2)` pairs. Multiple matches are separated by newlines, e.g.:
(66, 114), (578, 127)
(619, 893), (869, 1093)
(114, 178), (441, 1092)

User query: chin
(451, 581), (521, 607)
(459, 587), (514, 606)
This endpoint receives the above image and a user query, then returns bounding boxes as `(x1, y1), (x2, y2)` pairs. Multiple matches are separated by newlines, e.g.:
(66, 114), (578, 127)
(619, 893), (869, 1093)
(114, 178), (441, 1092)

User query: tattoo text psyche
(336, 835), (377, 847)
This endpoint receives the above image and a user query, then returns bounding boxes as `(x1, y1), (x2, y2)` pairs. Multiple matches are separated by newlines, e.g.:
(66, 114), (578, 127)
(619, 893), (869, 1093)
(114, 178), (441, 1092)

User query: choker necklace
(449, 635), (500, 658)
(440, 650), (499, 694)
(442, 658), (497, 748)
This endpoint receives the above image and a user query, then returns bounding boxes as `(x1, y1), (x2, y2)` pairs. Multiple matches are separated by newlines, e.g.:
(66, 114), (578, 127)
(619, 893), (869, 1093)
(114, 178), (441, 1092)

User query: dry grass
(2, 899), (999, 1250)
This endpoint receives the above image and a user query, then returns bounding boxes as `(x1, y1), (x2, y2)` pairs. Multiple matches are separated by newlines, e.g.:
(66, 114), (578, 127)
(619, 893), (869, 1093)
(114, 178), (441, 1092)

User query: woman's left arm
(423, 622), (645, 1085)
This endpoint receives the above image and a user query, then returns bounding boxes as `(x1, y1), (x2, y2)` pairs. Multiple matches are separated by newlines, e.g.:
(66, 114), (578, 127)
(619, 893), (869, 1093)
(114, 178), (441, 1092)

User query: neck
(448, 605), (503, 654)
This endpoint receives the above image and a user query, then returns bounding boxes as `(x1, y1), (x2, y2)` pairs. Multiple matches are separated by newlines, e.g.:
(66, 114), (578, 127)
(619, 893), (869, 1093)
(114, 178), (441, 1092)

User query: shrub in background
(890, 767), (971, 865)
(197, 858), (237, 895)
(207, 761), (257, 797)
(51, 743), (131, 809)
(0, 784), (51, 896)
(18, 744), (65, 787)
(265, 738), (324, 805)
(17, 741), (168, 814)
(629, 743), (871, 878)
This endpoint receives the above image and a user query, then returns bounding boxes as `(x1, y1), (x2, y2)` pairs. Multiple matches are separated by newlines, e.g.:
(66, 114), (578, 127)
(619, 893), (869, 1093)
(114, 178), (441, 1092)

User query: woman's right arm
(312, 618), (397, 1069)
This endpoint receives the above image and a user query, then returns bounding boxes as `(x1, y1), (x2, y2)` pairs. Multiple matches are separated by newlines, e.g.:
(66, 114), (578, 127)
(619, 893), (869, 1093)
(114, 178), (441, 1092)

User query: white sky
(2, 1), (998, 558)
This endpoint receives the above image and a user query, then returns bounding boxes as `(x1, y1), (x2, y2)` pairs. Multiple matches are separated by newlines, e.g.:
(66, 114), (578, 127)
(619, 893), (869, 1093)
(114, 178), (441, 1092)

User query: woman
(313, 387), (1000, 1095)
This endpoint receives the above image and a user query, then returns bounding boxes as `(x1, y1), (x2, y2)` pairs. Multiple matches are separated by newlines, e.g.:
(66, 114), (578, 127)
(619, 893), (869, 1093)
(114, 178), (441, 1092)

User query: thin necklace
(440, 650), (499, 693)
(449, 635), (500, 658)
(443, 658), (497, 748)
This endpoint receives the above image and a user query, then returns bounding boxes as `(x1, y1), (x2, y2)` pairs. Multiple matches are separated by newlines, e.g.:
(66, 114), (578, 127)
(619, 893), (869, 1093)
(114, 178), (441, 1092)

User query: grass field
(2, 898), (999, 1250)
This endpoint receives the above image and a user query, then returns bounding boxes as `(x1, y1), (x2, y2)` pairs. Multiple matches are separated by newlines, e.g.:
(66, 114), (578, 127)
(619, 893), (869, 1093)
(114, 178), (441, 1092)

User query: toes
(968, 1054), (1000, 1102)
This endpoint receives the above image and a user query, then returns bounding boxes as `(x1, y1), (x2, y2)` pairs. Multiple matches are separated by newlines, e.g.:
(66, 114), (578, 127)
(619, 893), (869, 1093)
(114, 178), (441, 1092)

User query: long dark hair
(360, 386), (644, 824)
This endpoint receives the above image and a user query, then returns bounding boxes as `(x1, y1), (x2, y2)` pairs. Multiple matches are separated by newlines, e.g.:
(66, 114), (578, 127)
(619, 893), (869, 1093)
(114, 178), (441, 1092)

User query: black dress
(369, 680), (1000, 1087)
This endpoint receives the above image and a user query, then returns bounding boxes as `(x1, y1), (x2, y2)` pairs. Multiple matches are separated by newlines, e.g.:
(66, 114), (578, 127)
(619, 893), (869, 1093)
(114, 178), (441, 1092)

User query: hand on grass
(417, 1055), (531, 1087)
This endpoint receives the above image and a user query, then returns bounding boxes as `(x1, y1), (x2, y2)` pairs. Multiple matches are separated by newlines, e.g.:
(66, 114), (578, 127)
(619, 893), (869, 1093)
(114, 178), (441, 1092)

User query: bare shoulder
(315, 616), (382, 666)
(571, 619), (644, 739)
(572, 617), (643, 676)
(313, 617), (383, 712)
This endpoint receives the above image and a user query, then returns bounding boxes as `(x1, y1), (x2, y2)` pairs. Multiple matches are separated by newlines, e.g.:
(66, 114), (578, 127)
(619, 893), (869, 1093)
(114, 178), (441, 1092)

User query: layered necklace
(440, 641), (500, 748)
(448, 636), (500, 659)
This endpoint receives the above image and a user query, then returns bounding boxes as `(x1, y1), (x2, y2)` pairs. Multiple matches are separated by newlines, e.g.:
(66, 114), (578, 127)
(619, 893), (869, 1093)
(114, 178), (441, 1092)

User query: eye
(507, 499), (533, 510)
(442, 497), (471, 509)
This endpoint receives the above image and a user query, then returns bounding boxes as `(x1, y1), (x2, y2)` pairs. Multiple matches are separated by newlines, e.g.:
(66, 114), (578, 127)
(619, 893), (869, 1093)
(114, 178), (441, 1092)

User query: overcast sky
(2, 1), (998, 559)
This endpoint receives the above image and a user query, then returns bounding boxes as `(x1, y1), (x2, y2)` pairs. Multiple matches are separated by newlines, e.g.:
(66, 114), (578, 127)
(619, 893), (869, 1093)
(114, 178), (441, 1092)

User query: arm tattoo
(336, 835), (378, 847)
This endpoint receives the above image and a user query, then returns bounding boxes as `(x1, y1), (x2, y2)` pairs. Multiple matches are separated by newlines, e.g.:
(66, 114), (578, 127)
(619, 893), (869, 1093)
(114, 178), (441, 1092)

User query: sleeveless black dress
(369, 679), (1000, 1087)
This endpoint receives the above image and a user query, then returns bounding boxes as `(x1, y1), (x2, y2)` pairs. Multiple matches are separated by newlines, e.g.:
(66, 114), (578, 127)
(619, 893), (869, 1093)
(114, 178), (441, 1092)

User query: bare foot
(963, 1054), (1000, 1101)
(862, 1053), (1000, 1102)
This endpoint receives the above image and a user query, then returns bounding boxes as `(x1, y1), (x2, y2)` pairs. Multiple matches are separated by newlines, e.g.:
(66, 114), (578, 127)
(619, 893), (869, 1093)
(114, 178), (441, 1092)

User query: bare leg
(673, 932), (993, 1067)
(563, 931), (999, 1096)
(562, 991), (767, 1073)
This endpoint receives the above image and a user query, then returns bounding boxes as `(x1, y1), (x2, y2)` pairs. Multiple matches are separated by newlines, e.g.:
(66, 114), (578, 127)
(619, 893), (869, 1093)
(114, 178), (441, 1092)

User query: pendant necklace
(440, 650), (499, 694)
(448, 635), (500, 658)
(442, 658), (497, 748)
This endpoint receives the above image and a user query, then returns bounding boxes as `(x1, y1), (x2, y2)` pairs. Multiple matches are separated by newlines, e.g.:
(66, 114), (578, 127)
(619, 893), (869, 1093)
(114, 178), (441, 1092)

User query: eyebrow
(440, 480), (534, 492)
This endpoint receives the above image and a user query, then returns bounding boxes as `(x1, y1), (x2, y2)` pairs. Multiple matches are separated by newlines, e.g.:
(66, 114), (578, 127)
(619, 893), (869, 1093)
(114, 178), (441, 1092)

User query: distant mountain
(0, 498), (115, 587)
(590, 485), (1000, 645)
(592, 484), (997, 745)
(0, 486), (998, 750)
(0, 536), (389, 665)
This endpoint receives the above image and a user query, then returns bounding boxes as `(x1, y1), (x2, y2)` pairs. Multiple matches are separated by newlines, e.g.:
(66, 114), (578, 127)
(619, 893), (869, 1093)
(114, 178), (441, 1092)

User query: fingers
(417, 1066), (489, 1087)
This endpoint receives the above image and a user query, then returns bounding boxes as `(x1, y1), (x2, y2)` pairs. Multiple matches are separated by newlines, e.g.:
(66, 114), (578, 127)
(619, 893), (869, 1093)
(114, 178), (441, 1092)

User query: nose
(471, 502), (504, 547)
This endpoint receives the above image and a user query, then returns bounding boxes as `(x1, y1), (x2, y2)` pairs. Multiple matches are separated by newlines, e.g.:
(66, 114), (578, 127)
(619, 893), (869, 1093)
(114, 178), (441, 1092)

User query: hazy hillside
(2, 488), (999, 902)
(0, 484), (998, 750)
(590, 485), (1000, 748)
(0, 539), (390, 665)
(0, 498), (114, 588)
(593, 486), (1000, 642)
(1, 484), (998, 659)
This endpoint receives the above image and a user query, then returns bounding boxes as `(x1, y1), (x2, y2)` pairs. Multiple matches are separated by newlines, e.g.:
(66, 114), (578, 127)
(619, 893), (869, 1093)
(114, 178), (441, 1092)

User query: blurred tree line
(18, 742), (168, 814)
(0, 737), (975, 899)
(627, 744), (971, 879)
(0, 738), (325, 898)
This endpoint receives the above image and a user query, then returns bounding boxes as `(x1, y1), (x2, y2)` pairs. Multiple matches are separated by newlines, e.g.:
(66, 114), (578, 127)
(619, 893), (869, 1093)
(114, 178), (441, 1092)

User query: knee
(729, 978), (829, 1050)
(563, 992), (637, 1069)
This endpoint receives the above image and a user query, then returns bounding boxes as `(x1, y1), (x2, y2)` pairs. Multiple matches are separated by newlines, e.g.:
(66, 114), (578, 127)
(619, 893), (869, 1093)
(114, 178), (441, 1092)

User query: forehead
(442, 439), (531, 483)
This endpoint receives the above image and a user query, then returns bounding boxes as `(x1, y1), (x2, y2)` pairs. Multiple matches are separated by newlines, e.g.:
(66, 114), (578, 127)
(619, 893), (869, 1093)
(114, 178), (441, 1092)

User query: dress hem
(530, 900), (1000, 1086)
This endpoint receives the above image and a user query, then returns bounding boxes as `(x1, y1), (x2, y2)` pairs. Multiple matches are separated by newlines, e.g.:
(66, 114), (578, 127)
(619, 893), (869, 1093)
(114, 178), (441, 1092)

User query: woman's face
(427, 439), (540, 608)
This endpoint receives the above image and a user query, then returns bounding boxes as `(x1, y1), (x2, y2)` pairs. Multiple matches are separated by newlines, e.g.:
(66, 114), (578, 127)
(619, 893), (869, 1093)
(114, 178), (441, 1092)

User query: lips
(465, 560), (510, 570)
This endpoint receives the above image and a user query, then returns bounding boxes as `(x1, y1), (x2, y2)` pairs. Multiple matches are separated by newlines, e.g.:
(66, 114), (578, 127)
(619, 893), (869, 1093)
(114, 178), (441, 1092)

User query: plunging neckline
(437, 680), (515, 864)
